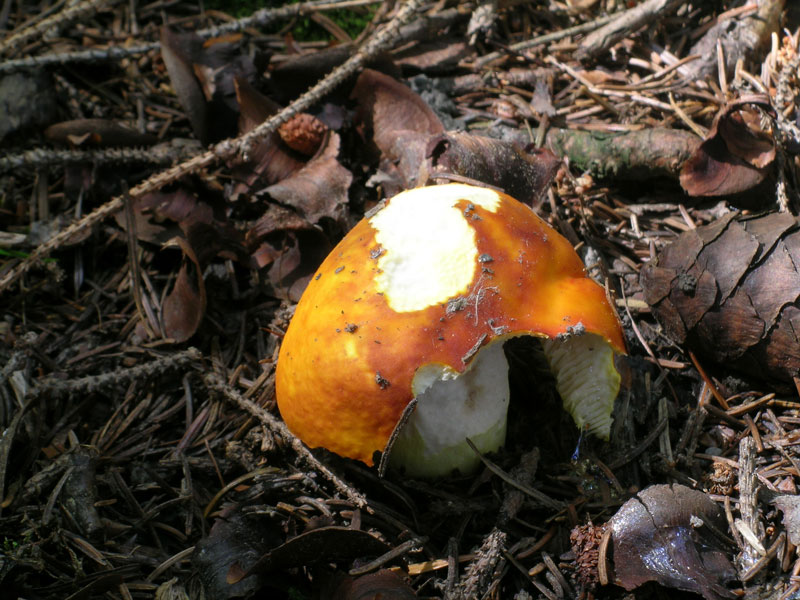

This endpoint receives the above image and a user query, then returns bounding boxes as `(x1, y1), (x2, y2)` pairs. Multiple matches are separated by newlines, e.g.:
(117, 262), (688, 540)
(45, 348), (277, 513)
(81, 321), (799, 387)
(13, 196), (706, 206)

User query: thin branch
(0, 0), (115, 56)
(0, 0), (382, 73)
(0, 145), (189, 172)
(204, 373), (369, 510)
(472, 10), (622, 69)
(27, 348), (202, 400)
(576, 0), (683, 61)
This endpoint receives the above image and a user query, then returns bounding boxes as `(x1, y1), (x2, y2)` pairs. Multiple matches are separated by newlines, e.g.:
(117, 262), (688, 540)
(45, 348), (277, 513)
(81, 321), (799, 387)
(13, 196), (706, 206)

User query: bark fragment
(545, 127), (699, 181)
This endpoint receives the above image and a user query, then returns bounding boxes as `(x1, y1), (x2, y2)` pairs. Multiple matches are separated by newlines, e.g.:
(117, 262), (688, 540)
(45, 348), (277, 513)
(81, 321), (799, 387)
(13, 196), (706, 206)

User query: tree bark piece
(736, 437), (765, 574)
(545, 127), (699, 181)
(576, 0), (683, 61)
(682, 0), (784, 82)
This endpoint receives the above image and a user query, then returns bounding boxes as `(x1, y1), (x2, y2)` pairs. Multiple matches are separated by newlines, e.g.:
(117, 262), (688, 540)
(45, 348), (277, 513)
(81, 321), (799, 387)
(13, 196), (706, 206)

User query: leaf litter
(1, 1), (800, 599)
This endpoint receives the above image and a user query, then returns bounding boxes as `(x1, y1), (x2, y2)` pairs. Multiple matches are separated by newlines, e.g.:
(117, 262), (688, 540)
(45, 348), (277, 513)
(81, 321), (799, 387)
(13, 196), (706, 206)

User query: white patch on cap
(369, 184), (501, 312)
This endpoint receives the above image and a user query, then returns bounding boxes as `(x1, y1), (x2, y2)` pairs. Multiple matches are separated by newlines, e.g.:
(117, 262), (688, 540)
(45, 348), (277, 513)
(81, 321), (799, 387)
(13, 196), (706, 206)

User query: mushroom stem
(388, 341), (510, 478)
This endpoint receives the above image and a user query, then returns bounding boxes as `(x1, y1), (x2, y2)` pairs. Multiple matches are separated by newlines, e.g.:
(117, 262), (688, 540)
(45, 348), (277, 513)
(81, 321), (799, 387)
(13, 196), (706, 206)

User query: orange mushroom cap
(276, 184), (626, 469)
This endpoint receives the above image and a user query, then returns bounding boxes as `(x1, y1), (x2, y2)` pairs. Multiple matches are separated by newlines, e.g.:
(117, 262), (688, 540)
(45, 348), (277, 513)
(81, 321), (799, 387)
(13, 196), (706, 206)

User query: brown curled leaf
(160, 28), (209, 144)
(229, 77), (306, 200)
(352, 68), (444, 191)
(248, 204), (312, 246)
(352, 69), (559, 200)
(114, 189), (246, 265)
(425, 132), (561, 207)
(191, 33), (255, 105)
(609, 484), (736, 600)
(161, 235), (206, 343)
(265, 230), (332, 303)
(679, 96), (776, 206)
(351, 69), (556, 201)
(114, 189), (216, 246)
(192, 506), (282, 599)
(158, 219), (246, 343)
(160, 28), (253, 145)
(640, 212), (800, 383)
(237, 526), (390, 579)
(263, 131), (351, 226)
(351, 68), (444, 146)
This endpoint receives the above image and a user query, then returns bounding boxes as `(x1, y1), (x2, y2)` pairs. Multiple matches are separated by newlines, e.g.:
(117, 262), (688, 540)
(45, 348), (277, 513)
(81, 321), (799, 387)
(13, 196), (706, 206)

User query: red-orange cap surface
(276, 184), (626, 466)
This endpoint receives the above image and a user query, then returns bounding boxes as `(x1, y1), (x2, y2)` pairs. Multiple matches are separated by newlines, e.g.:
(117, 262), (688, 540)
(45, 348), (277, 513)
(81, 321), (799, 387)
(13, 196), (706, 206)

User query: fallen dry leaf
(160, 28), (253, 144)
(247, 191), (334, 301)
(161, 235), (206, 343)
(608, 484), (736, 600)
(160, 27), (209, 144)
(248, 203), (313, 243)
(679, 96), (776, 207)
(265, 229), (332, 302)
(329, 570), (417, 600)
(119, 188), (246, 342)
(191, 33), (256, 141)
(263, 131), (351, 226)
(114, 188), (233, 248)
(192, 33), (255, 106)
(352, 68), (444, 191)
(229, 77), (307, 200)
(239, 525), (390, 579)
(425, 132), (561, 206)
(353, 68), (444, 158)
(192, 507), (282, 600)
(352, 70), (560, 201)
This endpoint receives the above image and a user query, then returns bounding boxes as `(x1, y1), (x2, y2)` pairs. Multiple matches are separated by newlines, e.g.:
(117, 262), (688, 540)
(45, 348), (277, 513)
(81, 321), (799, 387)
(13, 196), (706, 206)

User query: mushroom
(276, 183), (626, 478)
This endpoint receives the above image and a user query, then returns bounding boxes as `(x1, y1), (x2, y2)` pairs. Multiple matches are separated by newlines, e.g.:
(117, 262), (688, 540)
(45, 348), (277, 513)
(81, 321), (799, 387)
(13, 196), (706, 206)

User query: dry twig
(204, 373), (369, 510)
(0, 0), (114, 55)
(576, 0), (683, 61)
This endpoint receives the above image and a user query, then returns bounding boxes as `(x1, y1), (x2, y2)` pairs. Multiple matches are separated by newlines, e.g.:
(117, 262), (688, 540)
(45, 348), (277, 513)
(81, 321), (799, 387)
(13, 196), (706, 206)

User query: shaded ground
(1, 1), (800, 599)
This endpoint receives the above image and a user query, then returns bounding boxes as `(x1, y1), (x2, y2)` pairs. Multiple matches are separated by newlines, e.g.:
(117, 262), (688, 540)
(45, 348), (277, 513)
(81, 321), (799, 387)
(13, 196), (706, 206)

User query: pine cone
(277, 113), (328, 156)
(640, 212), (800, 383)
